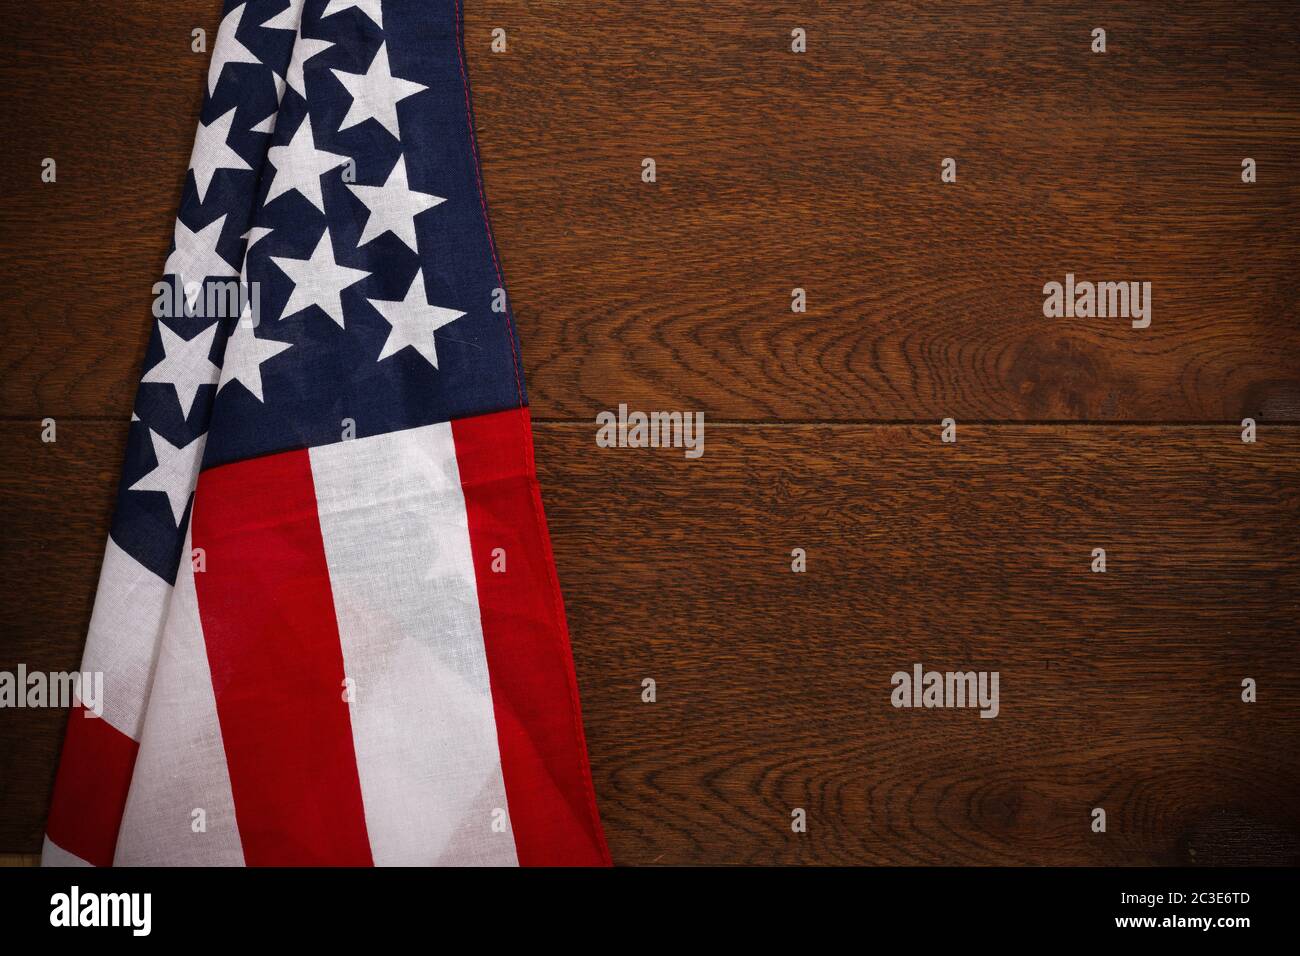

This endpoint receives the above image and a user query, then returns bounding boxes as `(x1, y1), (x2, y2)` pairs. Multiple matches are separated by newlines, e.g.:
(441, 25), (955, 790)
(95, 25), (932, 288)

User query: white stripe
(41, 835), (92, 867)
(310, 423), (518, 866)
(79, 537), (171, 740)
(114, 527), (244, 866)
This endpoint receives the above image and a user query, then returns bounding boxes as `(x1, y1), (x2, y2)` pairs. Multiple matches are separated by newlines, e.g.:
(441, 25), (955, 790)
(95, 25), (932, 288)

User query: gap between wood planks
(5, 417), (1300, 428)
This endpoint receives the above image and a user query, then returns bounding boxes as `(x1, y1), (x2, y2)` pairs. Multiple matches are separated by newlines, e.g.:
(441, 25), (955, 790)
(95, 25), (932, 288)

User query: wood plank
(0, 421), (119, 852)
(534, 423), (1300, 864)
(0, 1), (217, 419)
(2, 421), (1297, 863)
(470, 0), (1300, 422)
(2, 1), (1298, 422)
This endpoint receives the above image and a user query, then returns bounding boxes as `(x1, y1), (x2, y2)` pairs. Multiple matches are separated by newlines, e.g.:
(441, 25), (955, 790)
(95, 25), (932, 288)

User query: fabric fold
(44, 0), (609, 868)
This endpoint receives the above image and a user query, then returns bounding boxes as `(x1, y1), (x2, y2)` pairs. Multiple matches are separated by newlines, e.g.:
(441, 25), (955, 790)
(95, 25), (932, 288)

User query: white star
(163, 214), (237, 314)
(265, 113), (351, 213)
(331, 43), (426, 139)
(243, 225), (275, 253)
(368, 270), (465, 368)
(322, 0), (383, 29)
(262, 2), (315, 100)
(264, 1), (340, 107)
(141, 321), (221, 419)
(271, 228), (370, 327)
(129, 429), (208, 526)
(279, 23), (332, 99)
(188, 108), (252, 204)
(219, 307), (292, 402)
(250, 110), (277, 134)
(259, 0), (303, 31)
(348, 157), (445, 251)
(208, 3), (263, 96)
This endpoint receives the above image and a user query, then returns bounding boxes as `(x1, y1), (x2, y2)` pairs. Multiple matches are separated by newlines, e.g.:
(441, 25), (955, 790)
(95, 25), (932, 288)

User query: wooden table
(1, 0), (1298, 865)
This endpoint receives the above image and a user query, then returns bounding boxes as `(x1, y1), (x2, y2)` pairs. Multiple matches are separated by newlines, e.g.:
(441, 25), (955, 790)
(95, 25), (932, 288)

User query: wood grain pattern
(1, 2), (1298, 420)
(0, 1), (1297, 865)
(0, 2), (215, 418)
(2, 422), (1298, 863)
(469, 1), (1300, 422)
(536, 423), (1300, 864)
(0, 423), (116, 850)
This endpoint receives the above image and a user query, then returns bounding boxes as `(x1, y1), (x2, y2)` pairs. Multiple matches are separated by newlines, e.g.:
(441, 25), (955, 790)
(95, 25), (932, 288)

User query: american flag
(42, 0), (609, 866)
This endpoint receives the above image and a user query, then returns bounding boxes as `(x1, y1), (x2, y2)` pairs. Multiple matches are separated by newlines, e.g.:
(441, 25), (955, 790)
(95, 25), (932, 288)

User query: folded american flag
(42, 0), (609, 866)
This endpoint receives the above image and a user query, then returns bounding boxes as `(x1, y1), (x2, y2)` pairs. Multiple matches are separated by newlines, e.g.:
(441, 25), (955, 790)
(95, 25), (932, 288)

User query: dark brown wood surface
(5, 1), (1300, 422)
(1, 1), (1298, 864)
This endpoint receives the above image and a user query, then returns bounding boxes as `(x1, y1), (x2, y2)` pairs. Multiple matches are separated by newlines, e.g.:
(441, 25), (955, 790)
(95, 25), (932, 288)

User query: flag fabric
(42, 0), (609, 867)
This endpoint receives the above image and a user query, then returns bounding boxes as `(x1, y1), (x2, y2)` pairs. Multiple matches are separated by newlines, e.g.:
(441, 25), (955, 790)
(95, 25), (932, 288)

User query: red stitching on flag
(454, 2), (611, 865)
(454, 0), (526, 413)
(454, 409), (611, 865)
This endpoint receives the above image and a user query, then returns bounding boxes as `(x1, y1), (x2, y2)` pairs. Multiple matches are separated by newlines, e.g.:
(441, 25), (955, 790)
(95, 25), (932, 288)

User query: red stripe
(45, 706), (138, 867)
(192, 451), (373, 866)
(452, 408), (610, 866)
